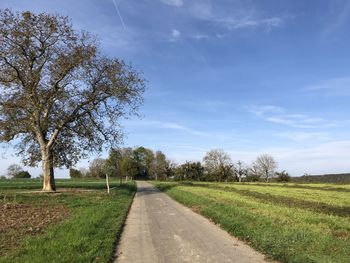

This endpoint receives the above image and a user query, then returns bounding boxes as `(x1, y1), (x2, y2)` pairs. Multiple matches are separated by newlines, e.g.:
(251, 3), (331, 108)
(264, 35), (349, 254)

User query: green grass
(0, 178), (124, 191)
(0, 180), (136, 263)
(152, 181), (350, 263)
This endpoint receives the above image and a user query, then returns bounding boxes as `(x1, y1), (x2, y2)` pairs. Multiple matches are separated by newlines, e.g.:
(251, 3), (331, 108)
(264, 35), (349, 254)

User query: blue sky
(1, 0), (350, 177)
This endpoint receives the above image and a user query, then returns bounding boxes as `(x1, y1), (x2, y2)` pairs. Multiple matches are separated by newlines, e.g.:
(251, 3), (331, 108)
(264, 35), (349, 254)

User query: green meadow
(153, 181), (350, 263)
(0, 179), (135, 263)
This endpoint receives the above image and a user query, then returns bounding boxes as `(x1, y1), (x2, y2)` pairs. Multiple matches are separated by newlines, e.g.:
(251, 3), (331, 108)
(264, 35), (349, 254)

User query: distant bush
(69, 168), (83, 178)
(245, 174), (261, 182)
(292, 173), (350, 184)
(14, 171), (31, 178)
(275, 171), (291, 182)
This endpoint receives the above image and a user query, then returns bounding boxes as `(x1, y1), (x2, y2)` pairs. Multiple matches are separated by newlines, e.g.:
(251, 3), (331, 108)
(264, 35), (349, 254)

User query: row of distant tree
(70, 147), (290, 182)
(4, 164), (31, 179)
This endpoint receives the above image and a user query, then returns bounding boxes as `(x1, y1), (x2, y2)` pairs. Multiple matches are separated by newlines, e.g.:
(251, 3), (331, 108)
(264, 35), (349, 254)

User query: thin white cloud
(249, 105), (284, 116)
(216, 16), (283, 30)
(276, 132), (331, 142)
(191, 34), (209, 40)
(305, 76), (350, 94)
(161, 122), (207, 136)
(169, 29), (181, 41)
(188, 1), (284, 32)
(125, 120), (208, 136)
(249, 105), (347, 128)
(160, 0), (184, 7)
(322, 0), (350, 37)
(172, 29), (181, 38)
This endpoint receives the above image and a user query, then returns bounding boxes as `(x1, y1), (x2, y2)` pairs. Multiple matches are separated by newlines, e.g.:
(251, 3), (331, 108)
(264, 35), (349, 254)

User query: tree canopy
(0, 9), (145, 190)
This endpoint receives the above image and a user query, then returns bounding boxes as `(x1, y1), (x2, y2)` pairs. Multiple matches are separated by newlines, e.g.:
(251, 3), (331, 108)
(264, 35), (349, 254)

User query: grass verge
(0, 182), (136, 263)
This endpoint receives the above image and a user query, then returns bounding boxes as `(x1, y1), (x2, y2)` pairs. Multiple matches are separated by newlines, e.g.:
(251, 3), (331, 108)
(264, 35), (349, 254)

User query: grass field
(0, 178), (126, 191)
(0, 179), (135, 263)
(152, 181), (350, 263)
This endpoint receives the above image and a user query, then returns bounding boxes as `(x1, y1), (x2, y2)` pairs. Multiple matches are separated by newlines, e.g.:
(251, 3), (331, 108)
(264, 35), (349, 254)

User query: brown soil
(0, 202), (70, 257)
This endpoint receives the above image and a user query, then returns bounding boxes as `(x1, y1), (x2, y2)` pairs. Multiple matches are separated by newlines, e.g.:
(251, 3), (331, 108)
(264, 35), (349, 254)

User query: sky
(1, 0), (350, 177)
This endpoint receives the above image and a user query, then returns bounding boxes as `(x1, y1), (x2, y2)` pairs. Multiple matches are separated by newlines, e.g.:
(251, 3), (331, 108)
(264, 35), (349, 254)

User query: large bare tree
(203, 149), (233, 182)
(253, 154), (278, 182)
(0, 10), (145, 191)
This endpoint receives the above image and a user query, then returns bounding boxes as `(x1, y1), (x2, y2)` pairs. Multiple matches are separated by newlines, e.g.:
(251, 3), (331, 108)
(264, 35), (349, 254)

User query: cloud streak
(188, 1), (284, 32)
(112, 0), (127, 31)
(160, 0), (184, 7)
(305, 76), (350, 95)
(276, 131), (330, 142)
(125, 120), (209, 136)
(322, 0), (350, 37)
(249, 105), (347, 129)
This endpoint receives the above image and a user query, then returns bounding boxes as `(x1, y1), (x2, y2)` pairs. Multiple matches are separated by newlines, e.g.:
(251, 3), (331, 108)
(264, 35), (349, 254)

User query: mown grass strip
(240, 182), (350, 193)
(194, 183), (350, 217)
(193, 182), (350, 207)
(154, 182), (350, 263)
(0, 182), (136, 263)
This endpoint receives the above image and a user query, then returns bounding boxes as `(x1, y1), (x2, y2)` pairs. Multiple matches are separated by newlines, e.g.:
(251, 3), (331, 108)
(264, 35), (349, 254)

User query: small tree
(275, 170), (291, 182)
(152, 151), (168, 180)
(0, 10), (145, 191)
(89, 158), (106, 179)
(253, 154), (278, 182)
(120, 158), (138, 180)
(203, 149), (233, 182)
(234, 160), (248, 182)
(79, 168), (89, 177)
(15, 171), (31, 178)
(176, 161), (204, 181)
(69, 168), (82, 178)
(165, 160), (177, 180)
(246, 163), (261, 182)
(133, 147), (154, 179)
(7, 164), (23, 178)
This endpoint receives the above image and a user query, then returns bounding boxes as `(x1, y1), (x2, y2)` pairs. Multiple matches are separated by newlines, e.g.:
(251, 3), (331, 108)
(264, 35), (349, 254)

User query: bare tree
(7, 164), (23, 178)
(203, 149), (233, 182)
(245, 163), (261, 182)
(152, 151), (167, 181)
(0, 10), (145, 191)
(89, 158), (106, 179)
(79, 167), (89, 177)
(234, 160), (248, 182)
(253, 154), (278, 182)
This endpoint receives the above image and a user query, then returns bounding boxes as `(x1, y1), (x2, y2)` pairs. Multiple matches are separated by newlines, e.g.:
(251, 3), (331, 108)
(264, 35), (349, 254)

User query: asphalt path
(115, 181), (268, 263)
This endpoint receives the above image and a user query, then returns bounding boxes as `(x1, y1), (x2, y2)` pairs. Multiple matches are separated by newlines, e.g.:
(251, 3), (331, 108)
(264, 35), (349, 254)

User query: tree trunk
(42, 150), (56, 191)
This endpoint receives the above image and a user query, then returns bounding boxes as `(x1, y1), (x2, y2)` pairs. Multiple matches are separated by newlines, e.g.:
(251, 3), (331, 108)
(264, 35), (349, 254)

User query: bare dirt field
(0, 201), (70, 257)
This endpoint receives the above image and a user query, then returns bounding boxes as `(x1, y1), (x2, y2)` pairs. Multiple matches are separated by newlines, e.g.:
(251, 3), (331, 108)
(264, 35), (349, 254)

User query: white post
(106, 174), (110, 194)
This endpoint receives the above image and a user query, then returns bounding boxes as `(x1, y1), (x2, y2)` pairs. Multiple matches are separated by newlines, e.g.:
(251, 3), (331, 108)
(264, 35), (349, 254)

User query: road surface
(115, 181), (268, 263)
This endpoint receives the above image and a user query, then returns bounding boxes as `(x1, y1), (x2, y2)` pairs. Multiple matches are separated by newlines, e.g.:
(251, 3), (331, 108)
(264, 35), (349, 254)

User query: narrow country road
(115, 181), (267, 263)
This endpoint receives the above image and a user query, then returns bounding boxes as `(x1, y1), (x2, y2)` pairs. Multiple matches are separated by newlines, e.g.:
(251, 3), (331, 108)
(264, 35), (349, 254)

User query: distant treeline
(71, 147), (289, 183)
(292, 173), (350, 184)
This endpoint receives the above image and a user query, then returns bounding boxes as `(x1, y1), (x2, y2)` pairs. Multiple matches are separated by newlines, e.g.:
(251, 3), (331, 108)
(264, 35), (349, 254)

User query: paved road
(115, 181), (267, 263)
